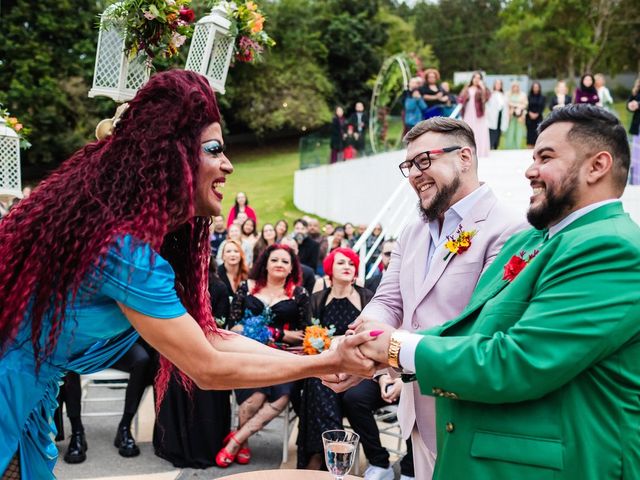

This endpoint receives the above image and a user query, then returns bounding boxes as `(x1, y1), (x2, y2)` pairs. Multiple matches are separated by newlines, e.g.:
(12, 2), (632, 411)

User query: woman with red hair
(297, 248), (374, 469)
(219, 244), (308, 467)
(0, 70), (376, 479)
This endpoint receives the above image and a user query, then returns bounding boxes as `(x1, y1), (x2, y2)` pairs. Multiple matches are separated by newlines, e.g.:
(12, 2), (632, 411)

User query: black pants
(342, 379), (414, 477)
(489, 110), (502, 149)
(56, 340), (154, 431)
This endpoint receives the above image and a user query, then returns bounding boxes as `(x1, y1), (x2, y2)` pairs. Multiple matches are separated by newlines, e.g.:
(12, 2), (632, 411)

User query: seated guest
(218, 239), (250, 298)
(153, 267), (231, 468)
(252, 223), (277, 263)
(209, 214), (227, 259)
(57, 339), (154, 463)
(274, 219), (289, 243)
(280, 236), (317, 298)
(296, 248), (374, 470)
(217, 245), (309, 468)
(293, 218), (320, 271)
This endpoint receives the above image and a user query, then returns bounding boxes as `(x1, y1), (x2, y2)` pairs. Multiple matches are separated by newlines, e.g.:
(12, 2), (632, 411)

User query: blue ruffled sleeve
(98, 235), (187, 319)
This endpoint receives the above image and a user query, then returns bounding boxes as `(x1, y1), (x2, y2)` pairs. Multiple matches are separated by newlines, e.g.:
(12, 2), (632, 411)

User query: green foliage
(224, 53), (333, 135)
(0, 0), (111, 165)
(318, 0), (388, 108)
(411, 0), (503, 78)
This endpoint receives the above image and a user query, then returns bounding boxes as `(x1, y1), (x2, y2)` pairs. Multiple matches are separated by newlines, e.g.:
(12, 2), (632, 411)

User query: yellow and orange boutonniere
(303, 319), (336, 355)
(443, 224), (477, 260)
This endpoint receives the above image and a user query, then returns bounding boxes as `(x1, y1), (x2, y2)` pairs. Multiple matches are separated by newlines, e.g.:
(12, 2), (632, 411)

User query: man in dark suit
(365, 240), (397, 294)
(293, 218), (320, 272)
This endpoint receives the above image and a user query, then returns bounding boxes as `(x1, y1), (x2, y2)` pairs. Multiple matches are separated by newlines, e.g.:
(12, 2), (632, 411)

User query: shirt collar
(548, 199), (620, 238)
(428, 183), (489, 244)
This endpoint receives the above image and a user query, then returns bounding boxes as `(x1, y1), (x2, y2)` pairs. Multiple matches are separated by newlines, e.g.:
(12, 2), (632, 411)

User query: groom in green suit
(352, 104), (640, 479)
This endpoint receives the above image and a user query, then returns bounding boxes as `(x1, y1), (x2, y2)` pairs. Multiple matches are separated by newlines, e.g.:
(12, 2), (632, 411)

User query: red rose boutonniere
(443, 224), (477, 260)
(503, 249), (539, 282)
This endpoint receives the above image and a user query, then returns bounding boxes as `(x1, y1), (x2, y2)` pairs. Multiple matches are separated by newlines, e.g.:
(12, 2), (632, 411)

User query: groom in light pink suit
(348, 117), (527, 479)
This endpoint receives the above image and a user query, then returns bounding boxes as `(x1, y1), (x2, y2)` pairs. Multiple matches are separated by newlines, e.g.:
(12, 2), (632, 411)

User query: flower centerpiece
(238, 306), (273, 345)
(1, 107), (31, 149)
(103, 0), (197, 59)
(303, 319), (336, 355)
(214, 0), (275, 64)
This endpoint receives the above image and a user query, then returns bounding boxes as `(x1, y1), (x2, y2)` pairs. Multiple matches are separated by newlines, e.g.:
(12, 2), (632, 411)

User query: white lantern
(0, 117), (21, 198)
(185, 6), (235, 94)
(88, 2), (151, 102)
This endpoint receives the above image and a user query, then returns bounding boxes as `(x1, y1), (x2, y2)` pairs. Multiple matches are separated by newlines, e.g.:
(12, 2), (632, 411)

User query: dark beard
(418, 175), (461, 222)
(527, 168), (580, 230)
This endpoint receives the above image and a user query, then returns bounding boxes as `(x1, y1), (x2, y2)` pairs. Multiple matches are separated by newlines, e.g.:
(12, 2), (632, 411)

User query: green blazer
(414, 202), (640, 479)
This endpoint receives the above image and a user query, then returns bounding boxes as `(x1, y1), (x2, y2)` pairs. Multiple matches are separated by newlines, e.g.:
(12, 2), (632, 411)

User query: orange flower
(251, 14), (264, 33)
(14, 123), (23, 132)
(246, 1), (258, 11)
(303, 325), (331, 355)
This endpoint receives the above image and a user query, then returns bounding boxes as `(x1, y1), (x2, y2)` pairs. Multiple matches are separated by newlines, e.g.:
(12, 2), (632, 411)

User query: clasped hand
(321, 316), (396, 393)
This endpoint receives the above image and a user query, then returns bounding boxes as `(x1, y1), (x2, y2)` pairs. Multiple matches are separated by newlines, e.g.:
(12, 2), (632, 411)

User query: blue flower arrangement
(239, 306), (272, 345)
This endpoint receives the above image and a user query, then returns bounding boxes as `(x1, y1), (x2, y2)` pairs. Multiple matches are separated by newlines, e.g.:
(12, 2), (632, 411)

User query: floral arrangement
(303, 319), (336, 355)
(239, 307), (273, 344)
(214, 0), (275, 63)
(1, 108), (31, 149)
(444, 224), (477, 260)
(503, 249), (539, 282)
(103, 0), (196, 59)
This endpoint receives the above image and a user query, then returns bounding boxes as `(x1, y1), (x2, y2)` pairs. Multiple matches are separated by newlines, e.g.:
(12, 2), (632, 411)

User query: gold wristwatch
(388, 330), (411, 369)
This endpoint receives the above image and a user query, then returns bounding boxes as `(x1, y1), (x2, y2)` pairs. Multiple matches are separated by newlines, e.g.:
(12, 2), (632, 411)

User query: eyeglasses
(382, 251), (392, 257)
(398, 146), (462, 177)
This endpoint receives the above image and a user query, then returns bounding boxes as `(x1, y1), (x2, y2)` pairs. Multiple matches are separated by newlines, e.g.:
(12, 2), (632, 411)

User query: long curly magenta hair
(0, 69), (221, 407)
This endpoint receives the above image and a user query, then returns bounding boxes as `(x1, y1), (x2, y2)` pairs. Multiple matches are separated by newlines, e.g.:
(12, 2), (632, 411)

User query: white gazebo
(88, 2), (151, 102)
(185, 6), (235, 94)
(0, 117), (21, 199)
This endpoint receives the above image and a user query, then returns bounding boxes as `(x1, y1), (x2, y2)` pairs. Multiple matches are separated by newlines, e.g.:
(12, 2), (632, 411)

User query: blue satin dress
(0, 235), (186, 479)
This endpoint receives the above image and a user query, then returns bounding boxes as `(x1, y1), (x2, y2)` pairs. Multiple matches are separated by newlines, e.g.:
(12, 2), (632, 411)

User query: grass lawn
(222, 140), (320, 227)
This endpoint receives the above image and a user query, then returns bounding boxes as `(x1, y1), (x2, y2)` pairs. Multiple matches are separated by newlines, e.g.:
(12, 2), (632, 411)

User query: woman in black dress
(153, 262), (232, 468)
(297, 247), (373, 469)
(216, 244), (309, 467)
(525, 81), (546, 148)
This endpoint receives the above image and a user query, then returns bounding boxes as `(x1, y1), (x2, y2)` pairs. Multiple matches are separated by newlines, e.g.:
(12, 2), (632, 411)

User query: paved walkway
(51, 386), (405, 479)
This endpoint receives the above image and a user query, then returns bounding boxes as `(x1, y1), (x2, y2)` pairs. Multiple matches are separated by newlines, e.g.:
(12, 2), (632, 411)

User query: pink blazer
(361, 187), (528, 452)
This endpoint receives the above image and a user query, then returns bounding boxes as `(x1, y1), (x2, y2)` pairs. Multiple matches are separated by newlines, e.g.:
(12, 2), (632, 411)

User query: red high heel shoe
(216, 431), (241, 468)
(236, 443), (251, 465)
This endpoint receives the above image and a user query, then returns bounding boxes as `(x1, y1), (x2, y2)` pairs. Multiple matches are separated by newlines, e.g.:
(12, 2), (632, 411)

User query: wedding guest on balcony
(330, 106), (347, 164)
(574, 73), (599, 105)
(458, 71), (491, 158)
(218, 245), (309, 467)
(227, 192), (257, 228)
(549, 80), (572, 111)
(595, 73), (614, 112)
(486, 79), (509, 150)
(526, 81), (546, 148)
(628, 76), (640, 185)
(504, 82), (528, 149)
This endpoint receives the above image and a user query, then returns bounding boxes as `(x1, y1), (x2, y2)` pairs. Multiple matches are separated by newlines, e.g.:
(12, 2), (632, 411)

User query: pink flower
(143, 10), (156, 20)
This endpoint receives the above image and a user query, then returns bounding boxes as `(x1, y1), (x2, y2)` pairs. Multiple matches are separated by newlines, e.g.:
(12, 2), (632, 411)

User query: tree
(411, 0), (504, 79)
(0, 0), (112, 168)
(221, 0), (333, 134)
(498, 0), (637, 79)
(317, 0), (389, 109)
